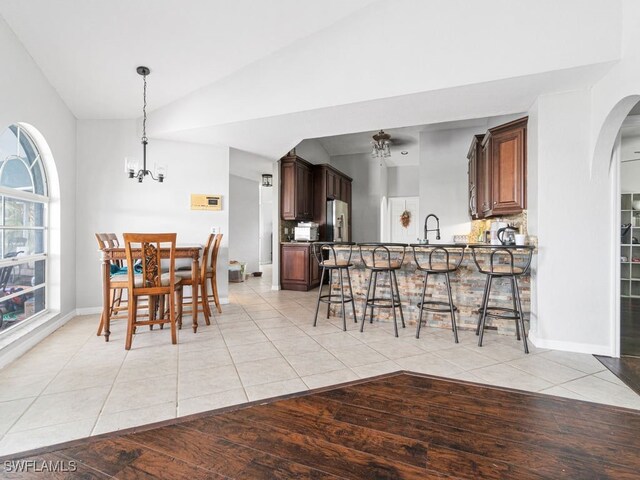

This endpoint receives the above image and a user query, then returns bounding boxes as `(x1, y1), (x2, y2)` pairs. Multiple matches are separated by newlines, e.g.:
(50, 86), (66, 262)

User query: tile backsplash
(469, 211), (530, 243)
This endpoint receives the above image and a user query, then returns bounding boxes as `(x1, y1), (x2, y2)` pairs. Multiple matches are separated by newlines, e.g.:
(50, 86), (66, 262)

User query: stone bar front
(327, 245), (532, 336)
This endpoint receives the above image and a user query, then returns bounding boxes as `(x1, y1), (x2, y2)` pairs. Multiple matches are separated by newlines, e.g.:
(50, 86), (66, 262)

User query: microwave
(294, 223), (319, 241)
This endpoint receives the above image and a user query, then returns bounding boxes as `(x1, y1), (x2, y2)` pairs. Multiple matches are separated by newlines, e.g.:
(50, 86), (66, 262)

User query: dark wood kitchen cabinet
(470, 117), (527, 218)
(467, 134), (484, 219)
(280, 155), (313, 221)
(312, 164), (352, 241)
(280, 243), (320, 291)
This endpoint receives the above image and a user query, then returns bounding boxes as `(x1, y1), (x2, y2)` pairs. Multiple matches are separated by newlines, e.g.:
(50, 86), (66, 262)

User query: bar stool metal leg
(513, 276), (529, 354)
(476, 275), (491, 336)
(390, 272), (399, 338)
(313, 266), (326, 327)
(360, 270), (374, 331)
(369, 271), (378, 324)
(444, 272), (459, 343)
(391, 270), (405, 328)
(346, 268), (357, 323)
(338, 268), (347, 331)
(326, 269), (333, 319)
(416, 271), (429, 339)
(510, 276), (521, 340)
(478, 275), (493, 347)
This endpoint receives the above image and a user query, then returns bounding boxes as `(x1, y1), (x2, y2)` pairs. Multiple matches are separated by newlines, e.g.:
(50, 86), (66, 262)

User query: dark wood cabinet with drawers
(468, 117), (527, 219)
(280, 243), (320, 291)
(280, 155), (313, 221)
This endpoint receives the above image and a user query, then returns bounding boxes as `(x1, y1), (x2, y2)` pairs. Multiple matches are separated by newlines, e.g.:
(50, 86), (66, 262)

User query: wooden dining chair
(123, 233), (183, 350)
(203, 233), (223, 315)
(95, 233), (128, 336)
(175, 233), (215, 326)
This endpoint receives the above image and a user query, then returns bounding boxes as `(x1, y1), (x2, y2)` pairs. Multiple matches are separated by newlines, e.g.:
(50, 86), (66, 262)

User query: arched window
(0, 125), (48, 332)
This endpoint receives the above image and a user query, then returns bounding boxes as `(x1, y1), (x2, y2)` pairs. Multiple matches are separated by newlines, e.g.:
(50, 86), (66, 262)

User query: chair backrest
(411, 244), (465, 272)
(123, 233), (177, 292)
(199, 233), (216, 281)
(311, 242), (355, 266)
(95, 233), (123, 267)
(468, 245), (534, 275)
(358, 243), (407, 269)
(209, 234), (223, 272)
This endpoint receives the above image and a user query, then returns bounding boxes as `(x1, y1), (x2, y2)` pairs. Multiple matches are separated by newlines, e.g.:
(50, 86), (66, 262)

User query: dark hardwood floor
(2, 372), (640, 479)
(621, 297), (640, 356)
(596, 355), (640, 396)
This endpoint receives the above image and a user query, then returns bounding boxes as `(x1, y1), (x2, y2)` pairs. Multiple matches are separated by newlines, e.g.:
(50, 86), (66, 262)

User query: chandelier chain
(142, 73), (147, 142)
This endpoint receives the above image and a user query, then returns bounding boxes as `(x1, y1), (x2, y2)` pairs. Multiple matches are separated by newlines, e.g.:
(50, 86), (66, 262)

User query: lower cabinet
(280, 243), (320, 291)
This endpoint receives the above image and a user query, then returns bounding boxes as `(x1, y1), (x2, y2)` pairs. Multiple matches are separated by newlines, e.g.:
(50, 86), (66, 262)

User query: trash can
(229, 261), (246, 282)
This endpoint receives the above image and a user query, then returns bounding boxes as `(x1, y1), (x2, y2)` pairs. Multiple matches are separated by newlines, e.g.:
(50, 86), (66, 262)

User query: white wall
(388, 166), (419, 198)
(260, 186), (273, 264)
(229, 174), (260, 273)
(75, 120), (230, 309)
(620, 134), (640, 193)
(0, 16), (76, 364)
(229, 147), (273, 183)
(330, 153), (386, 242)
(419, 127), (479, 241)
(295, 139), (330, 165)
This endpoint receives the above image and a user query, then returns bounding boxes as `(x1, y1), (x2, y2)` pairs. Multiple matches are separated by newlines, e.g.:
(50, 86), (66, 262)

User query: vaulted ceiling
(0, 0), (623, 159)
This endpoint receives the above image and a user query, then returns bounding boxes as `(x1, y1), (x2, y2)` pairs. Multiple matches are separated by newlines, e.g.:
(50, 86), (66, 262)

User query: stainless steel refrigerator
(327, 199), (349, 242)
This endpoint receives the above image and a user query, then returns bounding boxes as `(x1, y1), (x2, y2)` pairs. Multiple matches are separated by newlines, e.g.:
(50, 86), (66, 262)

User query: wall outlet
(211, 226), (221, 234)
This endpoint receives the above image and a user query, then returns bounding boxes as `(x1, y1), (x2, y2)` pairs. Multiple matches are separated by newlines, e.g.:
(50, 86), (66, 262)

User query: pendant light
(126, 66), (165, 183)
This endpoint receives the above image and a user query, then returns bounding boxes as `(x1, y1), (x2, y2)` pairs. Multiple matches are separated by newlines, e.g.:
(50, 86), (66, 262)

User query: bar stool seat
(411, 244), (465, 342)
(469, 245), (534, 353)
(359, 243), (407, 337)
(312, 242), (357, 331)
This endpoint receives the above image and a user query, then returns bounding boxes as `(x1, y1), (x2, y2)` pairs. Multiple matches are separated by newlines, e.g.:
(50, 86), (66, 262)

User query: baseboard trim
(75, 307), (102, 315)
(528, 332), (612, 356)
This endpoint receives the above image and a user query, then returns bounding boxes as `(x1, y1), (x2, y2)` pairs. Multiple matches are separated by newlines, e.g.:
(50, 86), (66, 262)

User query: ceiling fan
(370, 129), (414, 157)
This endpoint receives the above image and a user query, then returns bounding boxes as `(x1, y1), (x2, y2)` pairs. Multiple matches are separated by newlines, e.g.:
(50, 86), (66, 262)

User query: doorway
(388, 197), (419, 244)
(619, 111), (640, 357)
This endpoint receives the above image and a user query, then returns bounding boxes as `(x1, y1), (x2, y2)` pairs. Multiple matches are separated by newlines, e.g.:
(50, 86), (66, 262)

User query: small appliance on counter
(294, 222), (319, 241)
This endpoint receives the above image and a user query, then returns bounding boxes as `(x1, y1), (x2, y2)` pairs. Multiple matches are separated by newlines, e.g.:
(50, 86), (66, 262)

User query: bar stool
(469, 245), (534, 353)
(312, 242), (357, 331)
(359, 243), (407, 337)
(411, 244), (465, 342)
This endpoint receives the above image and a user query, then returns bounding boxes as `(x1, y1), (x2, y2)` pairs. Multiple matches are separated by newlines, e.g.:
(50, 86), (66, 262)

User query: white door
(389, 197), (419, 244)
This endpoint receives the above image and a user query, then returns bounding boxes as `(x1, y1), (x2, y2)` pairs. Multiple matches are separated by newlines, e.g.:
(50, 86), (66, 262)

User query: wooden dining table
(100, 245), (202, 341)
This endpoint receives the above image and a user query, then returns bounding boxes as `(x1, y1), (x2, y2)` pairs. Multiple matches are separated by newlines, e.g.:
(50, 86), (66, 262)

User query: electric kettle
(497, 226), (518, 246)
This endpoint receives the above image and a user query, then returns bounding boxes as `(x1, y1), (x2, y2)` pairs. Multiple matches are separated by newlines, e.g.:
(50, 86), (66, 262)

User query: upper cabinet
(280, 155), (314, 221)
(469, 117), (527, 218)
(467, 134), (484, 219)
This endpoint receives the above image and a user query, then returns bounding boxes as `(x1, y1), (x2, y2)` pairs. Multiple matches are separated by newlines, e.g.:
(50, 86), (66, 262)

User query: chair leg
(326, 269), (333, 319)
(201, 279), (212, 319)
(210, 274), (222, 314)
(360, 270), (374, 332)
(445, 272), (458, 343)
(339, 268), (347, 331)
(392, 270), (405, 328)
(476, 275), (491, 336)
(125, 296), (137, 350)
(177, 287), (184, 330)
(510, 277), (521, 340)
(513, 277), (529, 354)
(390, 272), (399, 338)
(345, 267), (357, 323)
(478, 276), (493, 347)
(159, 295), (166, 329)
(200, 283), (211, 326)
(313, 267), (326, 327)
(169, 288), (177, 345)
(416, 272), (429, 339)
(369, 271), (378, 324)
(97, 310), (105, 337)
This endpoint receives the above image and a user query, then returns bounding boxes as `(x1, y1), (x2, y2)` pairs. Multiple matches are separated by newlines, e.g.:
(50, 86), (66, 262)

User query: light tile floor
(1, 268), (639, 456)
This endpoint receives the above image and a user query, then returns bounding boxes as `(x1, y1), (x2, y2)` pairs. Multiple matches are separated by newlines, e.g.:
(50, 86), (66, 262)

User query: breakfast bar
(327, 243), (534, 337)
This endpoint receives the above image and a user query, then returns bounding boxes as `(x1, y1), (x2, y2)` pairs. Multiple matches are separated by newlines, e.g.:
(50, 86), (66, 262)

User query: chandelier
(371, 130), (391, 158)
(126, 66), (165, 183)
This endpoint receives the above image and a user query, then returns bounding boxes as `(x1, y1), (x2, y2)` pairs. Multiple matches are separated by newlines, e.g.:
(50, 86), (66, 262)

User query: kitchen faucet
(423, 214), (441, 244)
